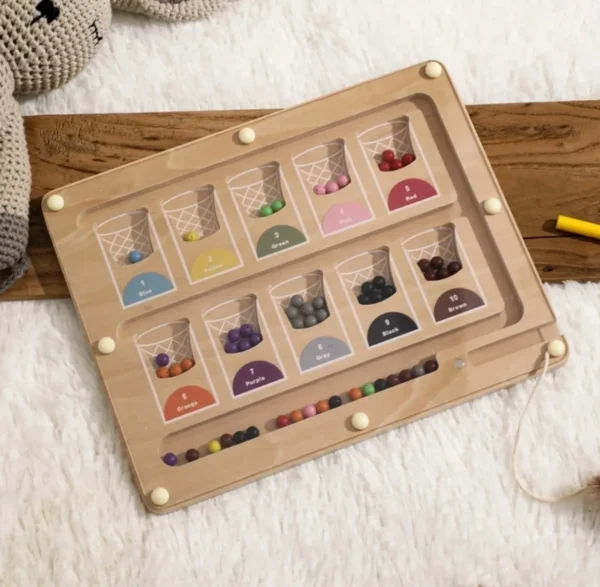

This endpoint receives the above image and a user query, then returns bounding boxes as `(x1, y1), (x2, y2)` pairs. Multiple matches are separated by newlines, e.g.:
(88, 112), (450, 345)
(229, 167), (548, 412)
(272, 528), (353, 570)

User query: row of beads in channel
(161, 357), (440, 466)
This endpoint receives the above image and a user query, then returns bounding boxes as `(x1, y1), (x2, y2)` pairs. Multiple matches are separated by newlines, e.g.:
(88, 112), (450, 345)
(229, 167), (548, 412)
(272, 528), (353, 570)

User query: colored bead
(398, 369), (413, 383)
(97, 336), (116, 354)
(349, 388), (363, 401)
(291, 317), (305, 329)
(245, 426), (260, 440)
(381, 150), (395, 163)
(259, 205), (273, 217)
(276, 414), (291, 428)
(220, 433), (234, 448)
(228, 328), (241, 343)
(290, 294), (304, 308)
(315, 309), (328, 323)
(378, 161), (391, 172)
(233, 431), (246, 444)
(358, 294), (370, 305)
(390, 159), (403, 171)
(303, 404), (317, 418)
(181, 357), (194, 371)
(424, 61), (443, 78)
(183, 230), (199, 242)
(372, 276), (386, 290)
(301, 302), (314, 316)
(374, 378), (387, 392)
(156, 367), (170, 379)
(418, 259), (430, 272)
(325, 180), (339, 194)
(351, 412), (369, 431)
(436, 268), (449, 280)
(162, 452), (177, 466)
(249, 333), (262, 347)
(424, 270), (437, 281)
(315, 400), (329, 413)
(169, 364), (182, 377)
(240, 324), (254, 338)
(238, 339), (252, 352)
(312, 296), (326, 310)
(238, 127), (256, 144)
(424, 359), (439, 373)
(336, 174), (350, 188)
(386, 374), (400, 387)
(430, 256), (444, 270)
(185, 448), (200, 462)
(271, 199), (285, 212)
(361, 281), (374, 295)
(372, 290), (384, 304)
(328, 395), (342, 409)
(207, 440), (221, 454)
(290, 409), (304, 423)
(156, 353), (169, 367)
(448, 261), (462, 275)
(150, 487), (169, 506)
(286, 306), (300, 319)
(483, 197), (502, 215)
(411, 365), (426, 378)
(46, 194), (65, 212)
(313, 184), (327, 195)
(401, 153), (416, 166)
(303, 315), (318, 328)
(383, 285), (396, 298)
(548, 339), (567, 358)
(225, 341), (239, 353)
(128, 250), (143, 264)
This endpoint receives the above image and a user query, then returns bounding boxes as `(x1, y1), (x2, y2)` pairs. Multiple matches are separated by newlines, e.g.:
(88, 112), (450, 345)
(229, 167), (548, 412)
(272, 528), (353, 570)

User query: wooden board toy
(42, 60), (568, 514)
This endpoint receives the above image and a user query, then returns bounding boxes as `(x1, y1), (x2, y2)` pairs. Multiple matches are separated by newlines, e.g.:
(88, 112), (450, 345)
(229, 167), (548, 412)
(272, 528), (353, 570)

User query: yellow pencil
(556, 215), (600, 241)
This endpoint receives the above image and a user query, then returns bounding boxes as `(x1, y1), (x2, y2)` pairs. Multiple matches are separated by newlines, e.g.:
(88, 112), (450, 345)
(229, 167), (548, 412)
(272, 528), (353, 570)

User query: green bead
(362, 383), (376, 396)
(271, 199), (285, 212)
(259, 205), (273, 217)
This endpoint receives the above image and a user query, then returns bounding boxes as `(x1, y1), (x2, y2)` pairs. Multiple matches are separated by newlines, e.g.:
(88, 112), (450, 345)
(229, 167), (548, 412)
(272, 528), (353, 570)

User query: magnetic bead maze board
(42, 61), (568, 514)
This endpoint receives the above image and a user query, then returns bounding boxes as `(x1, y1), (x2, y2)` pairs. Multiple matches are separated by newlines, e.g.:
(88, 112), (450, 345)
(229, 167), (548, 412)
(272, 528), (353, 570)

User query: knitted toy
(0, 0), (226, 293)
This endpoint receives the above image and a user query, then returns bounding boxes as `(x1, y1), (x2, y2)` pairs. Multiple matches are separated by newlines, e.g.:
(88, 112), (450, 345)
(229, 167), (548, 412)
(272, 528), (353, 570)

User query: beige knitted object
(0, 0), (227, 293)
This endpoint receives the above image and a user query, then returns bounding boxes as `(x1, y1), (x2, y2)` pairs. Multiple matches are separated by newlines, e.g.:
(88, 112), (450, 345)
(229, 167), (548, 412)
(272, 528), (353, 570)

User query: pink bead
(325, 181), (339, 194)
(302, 404), (317, 418)
(336, 174), (350, 188)
(313, 185), (326, 195)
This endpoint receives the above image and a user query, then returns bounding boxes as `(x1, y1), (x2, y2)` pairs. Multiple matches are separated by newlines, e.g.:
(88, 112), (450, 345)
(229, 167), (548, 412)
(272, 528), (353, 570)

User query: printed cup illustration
(336, 248), (419, 347)
(136, 319), (217, 422)
(269, 272), (352, 372)
(94, 209), (175, 308)
(357, 117), (438, 212)
(292, 140), (373, 235)
(202, 295), (285, 396)
(161, 187), (242, 284)
(227, 163), (307, 259)
(402, 224), (485, 323)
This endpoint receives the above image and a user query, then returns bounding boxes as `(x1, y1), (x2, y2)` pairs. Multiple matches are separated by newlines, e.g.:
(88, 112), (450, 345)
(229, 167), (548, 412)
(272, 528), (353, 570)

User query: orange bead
(181, 357), (194, 372)
(169, 363), (183, 377)
(156, 367), (170, 379)
(349, 388), (363, 401)
(290, 409), (304, 423)
(315, 400), (329, 414)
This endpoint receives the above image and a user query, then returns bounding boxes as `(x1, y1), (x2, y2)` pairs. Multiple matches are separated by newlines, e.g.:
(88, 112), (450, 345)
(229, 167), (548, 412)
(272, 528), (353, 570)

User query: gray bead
(290, 294), (304, 308)
(303, 315), (318, 328)
(411, 364), (426, 378)
(312, 296), (326, 310)
(286, 306), (299, 320)
(315, 309), (329, 323)
(301, 302), (314, 316)
(291, 317), (305, 329)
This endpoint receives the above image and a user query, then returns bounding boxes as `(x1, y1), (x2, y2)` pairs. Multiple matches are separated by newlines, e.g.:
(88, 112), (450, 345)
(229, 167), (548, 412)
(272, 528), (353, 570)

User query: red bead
(401, 153), (416, 166)
(381, 150), (395, 163)
(378, 161), (391, 172)
(276, 414), (291, 428)
(390, 159), (403, 171)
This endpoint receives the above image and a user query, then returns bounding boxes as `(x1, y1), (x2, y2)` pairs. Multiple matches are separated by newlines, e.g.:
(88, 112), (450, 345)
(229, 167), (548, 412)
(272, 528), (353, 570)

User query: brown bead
(349, 388), (363, 401)
(386, 374), (400, 387)
(448, 261), (462, 275)
(436, 267), (450, 280)
(398, 369), (413, 383)
(181, 357), (194, 371)
(424, 359), (439, 373)
(290, 409), (304, 423)
(417, 258), (430, 272)
(424, 270), (437, 281)
(430, 256), (444, 270)
(169, 363), (183, 377)
(219, 433), (234, 448)
(185, 448), (200, 462)
(315, 400), (330, 414)
(156, 367), (170, 379)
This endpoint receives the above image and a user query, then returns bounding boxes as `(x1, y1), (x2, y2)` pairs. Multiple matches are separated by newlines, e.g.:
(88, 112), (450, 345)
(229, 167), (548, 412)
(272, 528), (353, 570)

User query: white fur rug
(4, 1), (600, 585)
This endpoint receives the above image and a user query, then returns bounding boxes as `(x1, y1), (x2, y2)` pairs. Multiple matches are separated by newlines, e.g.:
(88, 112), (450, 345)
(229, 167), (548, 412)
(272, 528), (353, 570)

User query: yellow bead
(183, 231), (199, 242)
(207, 439), (221, 454)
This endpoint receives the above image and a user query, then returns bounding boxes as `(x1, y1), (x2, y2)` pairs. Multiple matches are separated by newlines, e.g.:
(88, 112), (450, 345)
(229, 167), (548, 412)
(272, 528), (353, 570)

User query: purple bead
(238, 339), (252, 352)
(225, 341), (239, 354)
(156, 353), (169, 367)
(240, 324), (254, 338)
(228, 328), (241, 343)
(162, 452), (177, 466)
(249, 332), (262, 347)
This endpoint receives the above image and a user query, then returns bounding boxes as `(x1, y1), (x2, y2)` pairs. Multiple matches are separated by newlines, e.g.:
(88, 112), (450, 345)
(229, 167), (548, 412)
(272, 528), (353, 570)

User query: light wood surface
(41, 62), (567, 514)
(6, 99), (600, 301)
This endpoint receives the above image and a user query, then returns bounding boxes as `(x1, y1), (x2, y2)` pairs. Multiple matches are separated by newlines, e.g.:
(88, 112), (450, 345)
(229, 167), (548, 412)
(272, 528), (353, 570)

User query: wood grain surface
(7, 101), (600, 301)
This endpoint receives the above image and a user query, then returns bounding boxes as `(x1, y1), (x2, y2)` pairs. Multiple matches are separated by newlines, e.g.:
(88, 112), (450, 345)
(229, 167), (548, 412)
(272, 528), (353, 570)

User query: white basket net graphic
(96, 212), (153, 266)
(357, 118), (413, 163)
(293, 143), (349, 188)
(227, 166), (284, 217)
(270, 274), (325, 310)
(163, 191), (219, 239)
(403, 227), (459, 264)
(203, 299), (260, 346)
(337, 250), (391, 297)
(137, 321), (193, 369)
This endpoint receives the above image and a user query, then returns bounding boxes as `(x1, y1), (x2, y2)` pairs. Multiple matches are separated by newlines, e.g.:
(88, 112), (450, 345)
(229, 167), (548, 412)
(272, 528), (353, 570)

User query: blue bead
(128, 250), (143, 264)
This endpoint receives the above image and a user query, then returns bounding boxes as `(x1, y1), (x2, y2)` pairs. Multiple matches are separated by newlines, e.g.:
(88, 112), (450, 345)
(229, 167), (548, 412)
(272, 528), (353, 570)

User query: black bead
(245, 426), (260, 440)
(232, 430), (246, 444)
(361, 281), (374, 295)
(374, 378), (387, 392)
(371, 290), (384, 304)
(328, 395), (342, 409)
(357, 294), (369, 305)
(383, 285), (396, 299)
(372, 276), (386, 290)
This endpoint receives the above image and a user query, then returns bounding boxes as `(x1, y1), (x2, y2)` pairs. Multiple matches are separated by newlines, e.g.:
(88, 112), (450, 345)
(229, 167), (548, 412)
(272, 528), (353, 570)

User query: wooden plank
(7, 101), (600, 301)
